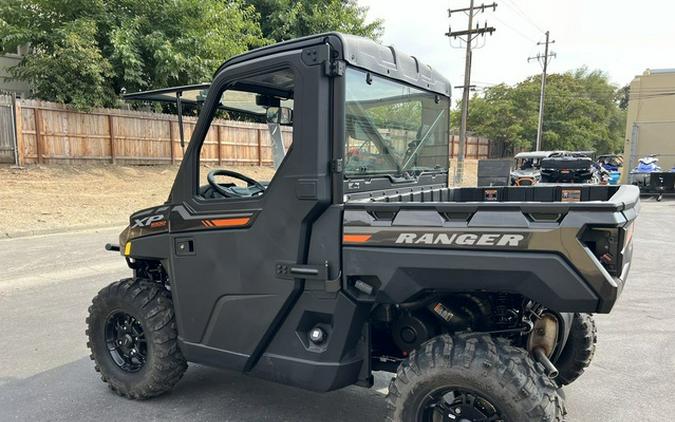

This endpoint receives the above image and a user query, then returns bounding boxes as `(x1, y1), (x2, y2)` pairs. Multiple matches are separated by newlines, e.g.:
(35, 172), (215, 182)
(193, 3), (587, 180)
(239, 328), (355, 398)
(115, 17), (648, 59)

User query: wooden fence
(450, 134), (490, 159)
(0, 95), (16, 163)
(2, 96), (488, 166)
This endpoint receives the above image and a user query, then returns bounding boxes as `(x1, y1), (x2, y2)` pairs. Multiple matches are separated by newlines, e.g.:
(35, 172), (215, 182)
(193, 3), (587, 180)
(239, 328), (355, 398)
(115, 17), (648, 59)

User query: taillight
(580, 227), (621, 276)
(622, 222), (635, 249)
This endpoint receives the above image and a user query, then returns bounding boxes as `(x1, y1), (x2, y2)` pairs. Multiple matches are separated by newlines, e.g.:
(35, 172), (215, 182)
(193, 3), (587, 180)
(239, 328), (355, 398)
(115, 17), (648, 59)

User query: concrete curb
(1, 222), (127, 239)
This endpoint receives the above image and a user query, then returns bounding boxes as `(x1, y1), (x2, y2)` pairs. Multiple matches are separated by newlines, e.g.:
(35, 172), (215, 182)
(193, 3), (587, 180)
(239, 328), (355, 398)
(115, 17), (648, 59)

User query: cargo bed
(342, 184), (640, 313)
(346, 184), (638, 212)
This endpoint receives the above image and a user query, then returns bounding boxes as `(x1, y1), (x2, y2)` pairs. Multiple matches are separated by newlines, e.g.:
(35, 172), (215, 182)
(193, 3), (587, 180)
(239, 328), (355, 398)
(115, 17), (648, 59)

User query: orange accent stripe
(150, 220), (167, 228)
(208, 217), (251, 227)
(343, 234), (372, 244)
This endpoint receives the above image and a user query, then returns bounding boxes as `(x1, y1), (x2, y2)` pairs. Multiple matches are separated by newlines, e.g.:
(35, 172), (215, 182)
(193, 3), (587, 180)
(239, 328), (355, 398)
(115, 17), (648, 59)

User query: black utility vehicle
(540, 152), (606, 184)
(87, 33), (640, 422)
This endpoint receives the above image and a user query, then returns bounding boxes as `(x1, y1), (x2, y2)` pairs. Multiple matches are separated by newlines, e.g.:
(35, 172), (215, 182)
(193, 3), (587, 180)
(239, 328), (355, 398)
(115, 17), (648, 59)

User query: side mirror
(266, 107), (293, 125)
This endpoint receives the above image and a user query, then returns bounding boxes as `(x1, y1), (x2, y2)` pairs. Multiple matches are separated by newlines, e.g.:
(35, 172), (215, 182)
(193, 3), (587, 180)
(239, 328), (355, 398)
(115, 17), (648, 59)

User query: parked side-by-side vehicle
(87, 33), (639, 422)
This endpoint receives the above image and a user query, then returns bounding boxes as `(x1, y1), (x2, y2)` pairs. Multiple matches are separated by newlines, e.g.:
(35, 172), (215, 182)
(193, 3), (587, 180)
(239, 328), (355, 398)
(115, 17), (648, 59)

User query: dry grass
(0, 159), (478, 237)
(0, 164), (275, 236)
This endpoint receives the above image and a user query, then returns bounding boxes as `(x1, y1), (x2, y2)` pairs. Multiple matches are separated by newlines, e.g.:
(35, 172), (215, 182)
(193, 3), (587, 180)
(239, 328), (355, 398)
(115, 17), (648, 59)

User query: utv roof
(514, 151), (564, 159)
(215, 32), (452, 97)
(124, 33), (451, 104)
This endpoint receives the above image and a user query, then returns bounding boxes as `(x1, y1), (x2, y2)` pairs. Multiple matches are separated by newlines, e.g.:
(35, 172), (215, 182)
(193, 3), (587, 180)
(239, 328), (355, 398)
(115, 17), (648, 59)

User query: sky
(359, 0), (675, 91)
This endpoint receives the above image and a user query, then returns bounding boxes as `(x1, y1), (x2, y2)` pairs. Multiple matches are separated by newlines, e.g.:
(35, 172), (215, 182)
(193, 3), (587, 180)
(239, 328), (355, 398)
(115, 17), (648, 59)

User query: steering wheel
(207, 169), (266, 198)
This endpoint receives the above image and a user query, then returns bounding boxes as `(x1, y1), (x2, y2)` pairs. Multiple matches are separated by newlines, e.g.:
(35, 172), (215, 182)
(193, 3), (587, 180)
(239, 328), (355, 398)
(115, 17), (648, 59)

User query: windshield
(344, 68), (449, 176)
(516, 158), (543, 170)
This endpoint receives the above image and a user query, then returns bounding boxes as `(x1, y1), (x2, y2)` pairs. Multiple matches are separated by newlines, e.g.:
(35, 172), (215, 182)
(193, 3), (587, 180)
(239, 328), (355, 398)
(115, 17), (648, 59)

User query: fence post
(107, 114), (116, 164)
(12, 95), (25, 166)
(33, 107), (44, 164)
(257, 128), (262, 166)
(168, 120), (175, 164)
(217, 124), (222, 165)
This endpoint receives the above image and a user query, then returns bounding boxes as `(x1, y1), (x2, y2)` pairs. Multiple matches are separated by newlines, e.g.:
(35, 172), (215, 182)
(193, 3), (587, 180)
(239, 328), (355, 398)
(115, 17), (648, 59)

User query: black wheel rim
(418, 388), (504, 422)
(104, 311), (147, 373)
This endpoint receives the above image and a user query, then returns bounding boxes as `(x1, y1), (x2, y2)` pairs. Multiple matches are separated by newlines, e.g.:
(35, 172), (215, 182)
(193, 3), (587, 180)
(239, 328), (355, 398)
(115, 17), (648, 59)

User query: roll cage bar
(123, 82), (292, 154)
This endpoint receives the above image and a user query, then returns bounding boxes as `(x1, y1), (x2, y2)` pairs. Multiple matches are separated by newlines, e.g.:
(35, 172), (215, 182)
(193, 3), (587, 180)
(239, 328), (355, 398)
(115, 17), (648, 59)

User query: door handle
(275, 262), (327, 280)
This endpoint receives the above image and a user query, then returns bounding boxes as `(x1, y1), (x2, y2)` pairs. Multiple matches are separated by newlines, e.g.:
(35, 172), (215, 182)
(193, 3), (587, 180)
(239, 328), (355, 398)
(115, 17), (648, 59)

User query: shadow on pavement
(0, 357), (388, 421)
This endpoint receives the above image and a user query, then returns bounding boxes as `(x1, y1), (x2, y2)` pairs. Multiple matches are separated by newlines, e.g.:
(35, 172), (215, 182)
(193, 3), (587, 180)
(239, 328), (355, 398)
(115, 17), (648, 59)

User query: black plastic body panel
(249, 291), (371, 391)
(343, 247), (598, 311)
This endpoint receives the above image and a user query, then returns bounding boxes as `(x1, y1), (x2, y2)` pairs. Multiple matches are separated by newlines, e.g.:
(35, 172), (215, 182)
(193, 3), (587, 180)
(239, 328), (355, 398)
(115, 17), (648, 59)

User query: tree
(616, 84), (630, 111)
(244, 0), (383, 42)
(465, 69), (627, 154)
(0, 0), (266, 109)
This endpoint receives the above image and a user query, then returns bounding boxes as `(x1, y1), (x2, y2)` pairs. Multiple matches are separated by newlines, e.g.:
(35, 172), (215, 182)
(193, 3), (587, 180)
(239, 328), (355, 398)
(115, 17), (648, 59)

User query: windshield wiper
(346, 104), (402, 173)
(400, 109), (447, 171)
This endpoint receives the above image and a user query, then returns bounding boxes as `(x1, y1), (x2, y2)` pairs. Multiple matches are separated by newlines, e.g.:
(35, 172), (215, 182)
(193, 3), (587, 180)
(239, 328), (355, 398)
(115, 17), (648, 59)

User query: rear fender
(343, 247), (599, 313)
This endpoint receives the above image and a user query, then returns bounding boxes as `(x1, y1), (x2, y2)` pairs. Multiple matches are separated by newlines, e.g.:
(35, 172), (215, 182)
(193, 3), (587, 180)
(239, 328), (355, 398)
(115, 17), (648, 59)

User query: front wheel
(86, 278), (187, 399)
(386, 335), (565, 422)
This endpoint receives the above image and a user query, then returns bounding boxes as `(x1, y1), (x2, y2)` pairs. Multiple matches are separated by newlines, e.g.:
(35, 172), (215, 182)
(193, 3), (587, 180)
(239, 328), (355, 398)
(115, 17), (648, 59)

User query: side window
(197, 68), (295, 200)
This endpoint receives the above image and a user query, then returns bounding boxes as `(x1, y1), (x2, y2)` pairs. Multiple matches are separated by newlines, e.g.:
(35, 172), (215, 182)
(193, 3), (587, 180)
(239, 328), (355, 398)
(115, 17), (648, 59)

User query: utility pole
(446, 1), (496, 184)
(528, 31), (556, 151)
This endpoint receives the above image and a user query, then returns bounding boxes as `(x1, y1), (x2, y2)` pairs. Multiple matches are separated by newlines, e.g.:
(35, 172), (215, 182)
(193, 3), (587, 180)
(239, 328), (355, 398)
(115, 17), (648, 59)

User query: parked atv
(540, 152), (608, 184)
(509, 151), (562, 186)
(87, 33), (639, 421)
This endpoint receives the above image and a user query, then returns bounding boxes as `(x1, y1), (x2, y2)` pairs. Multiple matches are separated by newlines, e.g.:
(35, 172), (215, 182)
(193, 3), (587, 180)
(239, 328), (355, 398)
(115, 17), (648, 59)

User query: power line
(501, 0), (545, 33)
(445, 0), (497, 184)
(528, 31), (555, 151)
(491, 14), (539, 44)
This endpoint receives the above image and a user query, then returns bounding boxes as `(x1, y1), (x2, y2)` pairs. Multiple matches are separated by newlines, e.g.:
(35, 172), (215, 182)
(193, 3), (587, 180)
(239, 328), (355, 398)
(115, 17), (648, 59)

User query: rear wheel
(555, 313), (597, 386)
(386, 334), (565, 422)
(86, 278), (187, 399)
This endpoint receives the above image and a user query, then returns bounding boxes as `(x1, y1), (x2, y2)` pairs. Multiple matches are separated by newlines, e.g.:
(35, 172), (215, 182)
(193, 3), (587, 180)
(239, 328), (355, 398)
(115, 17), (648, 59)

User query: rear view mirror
(266, 107), (293, 125)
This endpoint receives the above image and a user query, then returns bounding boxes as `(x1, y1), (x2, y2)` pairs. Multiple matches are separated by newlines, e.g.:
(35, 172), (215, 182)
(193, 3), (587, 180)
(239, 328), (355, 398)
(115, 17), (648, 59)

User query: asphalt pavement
(1, 199), (674, 421)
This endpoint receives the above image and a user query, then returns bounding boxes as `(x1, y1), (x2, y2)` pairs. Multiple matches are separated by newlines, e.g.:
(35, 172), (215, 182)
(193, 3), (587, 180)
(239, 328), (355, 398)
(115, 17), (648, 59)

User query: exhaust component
(533, 347), (559, 379)
(527, 313), (559, 357)
(527, 312), (560, 378)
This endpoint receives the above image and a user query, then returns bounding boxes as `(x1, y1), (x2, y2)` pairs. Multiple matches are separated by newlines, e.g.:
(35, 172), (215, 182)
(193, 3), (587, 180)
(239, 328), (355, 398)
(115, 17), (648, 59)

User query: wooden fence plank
(168, 120), (175, 164)
(217, 125), (222, 165)
(257, 129), (262, 166)
(14, 100), (24, 166)
(108, 114), (116, 164)
(34, 108), (43, 164)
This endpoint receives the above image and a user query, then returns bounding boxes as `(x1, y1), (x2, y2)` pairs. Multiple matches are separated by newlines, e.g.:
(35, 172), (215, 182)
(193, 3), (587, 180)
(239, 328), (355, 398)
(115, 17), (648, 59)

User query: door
(167, 47), (337, 371)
